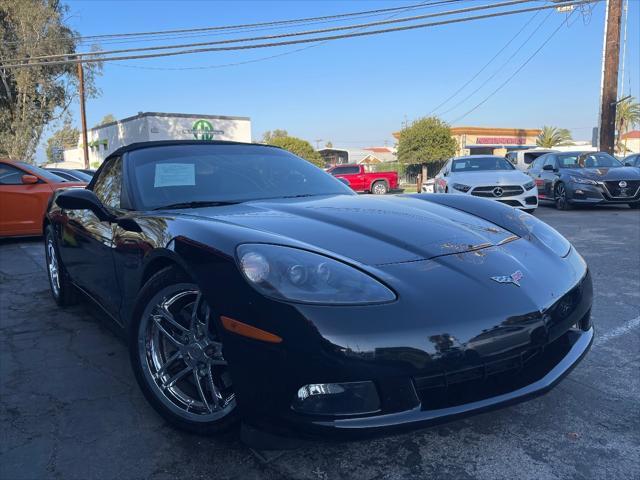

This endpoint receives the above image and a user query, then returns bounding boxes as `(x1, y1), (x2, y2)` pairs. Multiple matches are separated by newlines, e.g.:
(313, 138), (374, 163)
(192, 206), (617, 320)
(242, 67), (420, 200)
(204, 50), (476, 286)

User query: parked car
(434, 155), (538, 213)
(45, 140), (592, 445)
(327, 164), (399, 194)
(75, 168), (97, 177)
(421, 178), (435, 193)
(527, 151), (640, 210)
(45, 168), (93, 182)
(505, 148), (556, 171)
(0, 160), (86, 238)
(623, 153), (640, 168)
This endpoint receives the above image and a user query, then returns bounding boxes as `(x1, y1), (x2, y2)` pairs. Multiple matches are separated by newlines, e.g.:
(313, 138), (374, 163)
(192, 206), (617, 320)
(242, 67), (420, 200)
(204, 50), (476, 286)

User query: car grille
(413, 332), (574, 410)
(601, 180), (640, 199)
(471, 185), (524, 198)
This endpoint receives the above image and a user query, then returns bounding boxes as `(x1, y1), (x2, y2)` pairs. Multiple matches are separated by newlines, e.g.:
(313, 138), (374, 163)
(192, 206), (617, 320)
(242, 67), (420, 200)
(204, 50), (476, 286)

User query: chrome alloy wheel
(139, 288), (235, 421)
(47, 238), (60, 297)
(372, 182), (388, 195)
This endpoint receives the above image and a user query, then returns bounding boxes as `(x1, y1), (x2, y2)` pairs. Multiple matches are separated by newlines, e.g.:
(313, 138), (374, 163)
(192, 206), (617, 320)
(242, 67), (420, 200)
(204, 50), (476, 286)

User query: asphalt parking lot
(1, 204), (639, 480)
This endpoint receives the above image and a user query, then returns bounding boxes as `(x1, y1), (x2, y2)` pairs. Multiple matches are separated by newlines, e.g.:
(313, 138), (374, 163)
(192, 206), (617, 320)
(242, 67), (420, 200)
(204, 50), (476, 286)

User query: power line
(111, 0), (431, 71)
(2, 0), (533, 64)
(438, 8), (553, 117)
(71, 0), (459, 42)
(451, 7), (578, 124)
(71, 1), (461, 47)
(428, 9), (541, 115)
(1, 1), (593, 69)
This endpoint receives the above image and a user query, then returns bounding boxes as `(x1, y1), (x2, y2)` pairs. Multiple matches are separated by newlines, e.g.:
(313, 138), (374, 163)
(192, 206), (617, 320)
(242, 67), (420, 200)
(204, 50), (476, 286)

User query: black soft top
(106, 140), (281, 161)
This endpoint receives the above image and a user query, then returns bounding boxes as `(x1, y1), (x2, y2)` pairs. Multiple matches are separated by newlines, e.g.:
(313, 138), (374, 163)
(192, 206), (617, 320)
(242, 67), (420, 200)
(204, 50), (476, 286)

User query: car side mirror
(56, 188), (115, 222)
(542, 164), (555, 171)
(21, 174), (38, 185)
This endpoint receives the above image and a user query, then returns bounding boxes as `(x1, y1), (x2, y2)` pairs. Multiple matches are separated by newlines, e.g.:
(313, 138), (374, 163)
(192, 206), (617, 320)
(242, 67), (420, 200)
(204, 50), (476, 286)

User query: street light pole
(598, 0), (622, 155)
(77, 62), (90, 169)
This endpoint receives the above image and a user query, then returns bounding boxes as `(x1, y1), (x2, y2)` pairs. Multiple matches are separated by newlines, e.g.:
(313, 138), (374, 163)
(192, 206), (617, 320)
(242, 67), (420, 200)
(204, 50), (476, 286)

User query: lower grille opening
(414, 333), (574, 410)
(497, 199), (521, 207)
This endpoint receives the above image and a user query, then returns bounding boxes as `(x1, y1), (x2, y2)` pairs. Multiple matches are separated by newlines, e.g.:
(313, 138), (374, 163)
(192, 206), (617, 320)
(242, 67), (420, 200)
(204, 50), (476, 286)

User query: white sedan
(434, 155), (538, 213)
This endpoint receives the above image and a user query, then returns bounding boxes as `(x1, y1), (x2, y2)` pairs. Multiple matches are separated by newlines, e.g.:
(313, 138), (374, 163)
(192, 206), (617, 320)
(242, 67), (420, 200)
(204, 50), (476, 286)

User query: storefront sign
(184, 119), (224, 140)
(475, 137), (527, 145)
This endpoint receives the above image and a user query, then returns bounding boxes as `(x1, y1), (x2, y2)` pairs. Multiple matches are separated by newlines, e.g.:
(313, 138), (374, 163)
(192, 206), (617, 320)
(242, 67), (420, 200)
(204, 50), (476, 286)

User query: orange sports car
(0, 159), (87, 238)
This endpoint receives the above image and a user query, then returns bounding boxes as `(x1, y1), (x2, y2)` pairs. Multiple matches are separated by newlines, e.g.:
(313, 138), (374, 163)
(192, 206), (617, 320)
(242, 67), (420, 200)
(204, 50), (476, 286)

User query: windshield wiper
(153, 200), (241, 210)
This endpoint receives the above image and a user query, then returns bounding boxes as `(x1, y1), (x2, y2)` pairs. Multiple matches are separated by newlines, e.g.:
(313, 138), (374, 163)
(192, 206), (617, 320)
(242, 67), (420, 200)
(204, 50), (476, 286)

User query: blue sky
(40, 0), (640, 161)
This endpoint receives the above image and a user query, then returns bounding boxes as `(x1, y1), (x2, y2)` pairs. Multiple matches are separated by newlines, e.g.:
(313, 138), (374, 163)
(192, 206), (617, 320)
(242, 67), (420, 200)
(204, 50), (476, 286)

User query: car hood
(175, 194), (517, 265)
(562, 166), (640, 180)
(449, 170), (530, 186)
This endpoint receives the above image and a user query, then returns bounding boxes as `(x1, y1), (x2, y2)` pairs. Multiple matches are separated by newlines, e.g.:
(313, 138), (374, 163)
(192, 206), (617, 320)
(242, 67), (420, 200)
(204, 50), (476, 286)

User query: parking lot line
(594, 315), (640, 347)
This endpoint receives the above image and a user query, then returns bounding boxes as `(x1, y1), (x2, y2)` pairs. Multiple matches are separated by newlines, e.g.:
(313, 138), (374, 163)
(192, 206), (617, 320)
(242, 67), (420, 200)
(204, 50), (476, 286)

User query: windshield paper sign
(154, 163), (196, 187)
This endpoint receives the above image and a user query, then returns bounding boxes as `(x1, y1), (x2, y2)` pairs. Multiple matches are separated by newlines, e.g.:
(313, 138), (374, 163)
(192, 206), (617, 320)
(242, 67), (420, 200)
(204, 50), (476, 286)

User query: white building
(56, 112), (252, 169)
(318, 147), (396, 166)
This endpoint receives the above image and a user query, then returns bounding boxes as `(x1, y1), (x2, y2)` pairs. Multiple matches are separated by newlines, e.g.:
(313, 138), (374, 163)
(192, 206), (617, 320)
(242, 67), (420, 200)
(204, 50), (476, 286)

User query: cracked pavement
(1, 206), (639, 480)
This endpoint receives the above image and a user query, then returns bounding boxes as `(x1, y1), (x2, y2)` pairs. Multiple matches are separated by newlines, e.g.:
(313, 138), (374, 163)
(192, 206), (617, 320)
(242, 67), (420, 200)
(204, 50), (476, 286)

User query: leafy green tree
(268, 136), (323, 167)
(262, 129), (288, 143)
(616, 96), (640, 153)
(0, 0), (102, 162)
(45, 121), (79, 163)
(396, 117), (457, 166)
(536, 126), (573, 148)
(94, 113), (116, 127)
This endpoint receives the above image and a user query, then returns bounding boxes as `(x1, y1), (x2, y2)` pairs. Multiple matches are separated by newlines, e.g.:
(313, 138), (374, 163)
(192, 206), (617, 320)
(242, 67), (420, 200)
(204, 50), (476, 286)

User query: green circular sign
(192, 119), (214, 140)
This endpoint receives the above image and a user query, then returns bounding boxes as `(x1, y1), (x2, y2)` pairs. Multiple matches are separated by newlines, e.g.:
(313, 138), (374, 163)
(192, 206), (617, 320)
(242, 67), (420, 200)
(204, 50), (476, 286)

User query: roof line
(89, 111), (251, 132)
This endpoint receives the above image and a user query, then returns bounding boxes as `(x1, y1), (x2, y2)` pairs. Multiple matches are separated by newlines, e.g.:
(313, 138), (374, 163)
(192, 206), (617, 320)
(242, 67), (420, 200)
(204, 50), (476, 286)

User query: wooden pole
(598, 0), (622, 155)
(77, 62), (89, 169)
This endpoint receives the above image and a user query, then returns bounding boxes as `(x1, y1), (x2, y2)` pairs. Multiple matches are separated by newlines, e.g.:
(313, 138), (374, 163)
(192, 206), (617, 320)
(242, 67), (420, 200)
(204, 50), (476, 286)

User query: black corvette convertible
(44, 141), (593, 444)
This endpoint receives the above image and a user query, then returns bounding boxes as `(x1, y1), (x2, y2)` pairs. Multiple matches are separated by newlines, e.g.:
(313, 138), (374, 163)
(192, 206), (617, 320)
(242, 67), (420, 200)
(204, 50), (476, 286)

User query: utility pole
(77, 62), (90, 169)
(598, 0), (622, 155)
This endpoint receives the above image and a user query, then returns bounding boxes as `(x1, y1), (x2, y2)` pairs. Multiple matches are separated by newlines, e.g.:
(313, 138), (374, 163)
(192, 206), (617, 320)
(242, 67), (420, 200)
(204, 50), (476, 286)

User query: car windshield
(557, 152), (622, 169)
(16, 162), (67, 182)
(451, 157), (515, 172)
(128, 144), (355, 210)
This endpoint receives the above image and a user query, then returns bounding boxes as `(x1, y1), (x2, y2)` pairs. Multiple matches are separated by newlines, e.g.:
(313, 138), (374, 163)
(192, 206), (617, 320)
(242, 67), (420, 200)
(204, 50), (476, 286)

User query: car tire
(554, 183), (572, 210)
(44, 225), (78, 306)
(129, 266), (239, 435)
(628, 203), (640, 209)
(371, 181), (389, 195)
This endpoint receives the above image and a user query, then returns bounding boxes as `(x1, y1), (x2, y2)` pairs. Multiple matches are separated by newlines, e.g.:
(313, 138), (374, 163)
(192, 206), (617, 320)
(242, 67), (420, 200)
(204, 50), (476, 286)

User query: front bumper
(219, 242), (593, 441)
(288, 326), (592, 436)
(566, 181), (640, 205)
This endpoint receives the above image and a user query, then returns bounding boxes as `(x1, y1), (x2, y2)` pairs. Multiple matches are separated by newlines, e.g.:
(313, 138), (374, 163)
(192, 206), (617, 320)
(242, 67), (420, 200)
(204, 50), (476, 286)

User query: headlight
(237, 244), (396, 305)
(452, 183), (471, 193)
(523, 181), (535, 191)
(569, 175), (597, 185)
(518, 213), (571, 257)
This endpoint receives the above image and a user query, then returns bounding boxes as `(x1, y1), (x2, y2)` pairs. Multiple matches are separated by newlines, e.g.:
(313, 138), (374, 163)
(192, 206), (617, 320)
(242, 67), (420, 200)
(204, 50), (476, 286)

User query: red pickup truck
(327, 164), (399, 194)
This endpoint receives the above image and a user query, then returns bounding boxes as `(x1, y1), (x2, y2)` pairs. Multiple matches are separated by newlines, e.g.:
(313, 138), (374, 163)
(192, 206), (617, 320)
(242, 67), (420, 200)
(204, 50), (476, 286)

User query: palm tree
(536, 126), (573, 148)
(616, 96), (640, 153)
